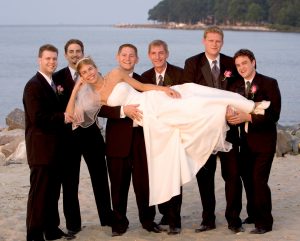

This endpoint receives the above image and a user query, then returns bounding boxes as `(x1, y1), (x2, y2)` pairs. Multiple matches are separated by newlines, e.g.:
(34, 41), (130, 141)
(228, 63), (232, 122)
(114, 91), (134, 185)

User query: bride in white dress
(66, 57), (257, 206)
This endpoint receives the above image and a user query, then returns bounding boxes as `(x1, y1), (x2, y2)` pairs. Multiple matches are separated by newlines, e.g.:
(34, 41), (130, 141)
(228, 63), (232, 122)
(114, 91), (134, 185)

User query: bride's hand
(73, 78), (84, 92)
(163, 86), (181, 98)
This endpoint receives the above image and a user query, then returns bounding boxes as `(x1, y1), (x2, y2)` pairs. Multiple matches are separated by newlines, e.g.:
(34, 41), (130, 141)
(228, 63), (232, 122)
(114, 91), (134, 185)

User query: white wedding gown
(106, 82), (255, 205)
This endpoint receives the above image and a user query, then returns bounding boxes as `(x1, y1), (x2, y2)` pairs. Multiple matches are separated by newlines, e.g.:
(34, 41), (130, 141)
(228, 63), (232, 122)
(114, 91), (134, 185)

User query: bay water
(0, 25), (299, 126)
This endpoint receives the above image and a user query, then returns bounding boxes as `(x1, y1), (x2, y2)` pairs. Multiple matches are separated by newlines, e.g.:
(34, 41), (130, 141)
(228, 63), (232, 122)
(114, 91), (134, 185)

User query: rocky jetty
(0, 108), (299, 166)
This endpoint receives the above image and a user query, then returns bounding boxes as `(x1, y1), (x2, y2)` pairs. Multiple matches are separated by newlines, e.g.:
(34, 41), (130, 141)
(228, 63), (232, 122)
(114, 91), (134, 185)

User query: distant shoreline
(114, 23), (275, 32)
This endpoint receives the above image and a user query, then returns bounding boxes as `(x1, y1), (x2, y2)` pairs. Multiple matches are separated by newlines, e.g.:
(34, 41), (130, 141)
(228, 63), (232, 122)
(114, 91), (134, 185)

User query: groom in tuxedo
(23, 44), (74, 241)
(141, 39), (183, 235)
(182, 26), (244, 233)
(227, 49), (281, 234)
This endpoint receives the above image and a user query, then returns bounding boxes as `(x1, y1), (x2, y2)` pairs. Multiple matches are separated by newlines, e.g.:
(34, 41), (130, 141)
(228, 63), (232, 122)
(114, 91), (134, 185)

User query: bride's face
(79, 64), (99, 84)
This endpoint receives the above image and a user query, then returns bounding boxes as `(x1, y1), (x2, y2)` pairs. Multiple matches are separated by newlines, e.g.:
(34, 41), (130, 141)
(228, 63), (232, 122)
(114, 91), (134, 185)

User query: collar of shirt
(129, 72), (134, 78)
(244, 79), (253, 85)
(39, 71), (52, 86)
(206, 55), (220, 69)
(68, 66), (77, 79)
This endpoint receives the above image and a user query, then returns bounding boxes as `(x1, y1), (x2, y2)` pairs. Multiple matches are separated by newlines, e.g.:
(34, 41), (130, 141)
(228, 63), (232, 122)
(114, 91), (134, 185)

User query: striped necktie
(158, 74), (163, 86)
(50, 80), (56, 92)
(74, 72), (79, 82)
(245, 81), (251, 97)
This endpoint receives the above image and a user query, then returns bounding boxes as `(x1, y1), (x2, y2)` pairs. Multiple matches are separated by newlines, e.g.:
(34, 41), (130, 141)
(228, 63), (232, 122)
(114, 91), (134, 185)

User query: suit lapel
(201, 58), (214, 87)
(151, 69), (157, 84)
(37, 72), (59, 101)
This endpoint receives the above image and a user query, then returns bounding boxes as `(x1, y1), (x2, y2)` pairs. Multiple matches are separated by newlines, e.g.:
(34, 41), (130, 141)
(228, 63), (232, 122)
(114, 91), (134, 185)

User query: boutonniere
(56, 85), (64, 95)
(222, 70), (232, 81)
(249, 85), (257, 99)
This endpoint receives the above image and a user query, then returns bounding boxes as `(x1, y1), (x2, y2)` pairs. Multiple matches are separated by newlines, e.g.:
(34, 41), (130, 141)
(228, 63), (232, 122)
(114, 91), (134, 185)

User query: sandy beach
(1, 154), (300, 241)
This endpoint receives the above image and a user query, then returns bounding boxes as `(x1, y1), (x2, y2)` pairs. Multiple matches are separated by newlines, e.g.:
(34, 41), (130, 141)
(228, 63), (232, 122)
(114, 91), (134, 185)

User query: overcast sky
(0, 0), (161, 25)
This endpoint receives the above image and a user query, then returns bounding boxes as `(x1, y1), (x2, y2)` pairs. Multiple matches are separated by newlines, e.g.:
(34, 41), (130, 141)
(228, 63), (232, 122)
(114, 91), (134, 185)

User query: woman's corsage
(222, 70), (232, 81)
(57, 85), (64, 95)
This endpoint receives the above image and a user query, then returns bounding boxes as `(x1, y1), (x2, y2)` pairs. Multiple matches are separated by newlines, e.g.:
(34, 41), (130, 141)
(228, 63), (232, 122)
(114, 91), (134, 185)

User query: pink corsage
(57, 85), (64, 95)
(223, 70), (232, 81)
(250, 85), (257, 99)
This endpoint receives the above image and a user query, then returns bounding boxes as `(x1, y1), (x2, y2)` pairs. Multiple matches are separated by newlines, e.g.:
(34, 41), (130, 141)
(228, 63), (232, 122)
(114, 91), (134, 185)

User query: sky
(0, 0), (161, 25)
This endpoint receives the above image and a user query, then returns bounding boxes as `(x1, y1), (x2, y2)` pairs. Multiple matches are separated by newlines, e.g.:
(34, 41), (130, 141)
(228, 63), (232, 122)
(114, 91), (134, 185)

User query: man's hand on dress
(226, 106), (251, 125)
(124, 104), (142, 121)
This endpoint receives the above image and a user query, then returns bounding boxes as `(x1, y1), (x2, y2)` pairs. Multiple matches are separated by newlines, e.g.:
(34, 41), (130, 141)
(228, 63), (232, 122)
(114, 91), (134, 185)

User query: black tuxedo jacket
(23, 72), (66, 166)
(228, 73), (281, 153)
(99, 72), (141, 158)
(141, 62), (183, 85)
(53, 67), (75, 109)
(183, 52), (238, 90)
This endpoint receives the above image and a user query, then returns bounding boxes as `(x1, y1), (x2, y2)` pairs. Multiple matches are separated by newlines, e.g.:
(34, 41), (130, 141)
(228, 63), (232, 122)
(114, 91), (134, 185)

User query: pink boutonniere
(57, 85), (64, 95)
(223, 70), (232, 81)
(250, 85), (257, 99)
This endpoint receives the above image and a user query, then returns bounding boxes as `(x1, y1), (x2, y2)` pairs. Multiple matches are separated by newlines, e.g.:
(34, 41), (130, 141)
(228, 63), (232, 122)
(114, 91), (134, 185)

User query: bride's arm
(110, 68), (181, 98)
(66, 78), (84, 116)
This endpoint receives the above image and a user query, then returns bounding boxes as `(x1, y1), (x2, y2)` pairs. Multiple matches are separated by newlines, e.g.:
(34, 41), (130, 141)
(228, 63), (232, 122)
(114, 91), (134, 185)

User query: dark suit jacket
(183, 52), (238, 90)
(228, 73), (281, 153)
(99, 72), (141, 158)
(53, 67), (75, 109)
(23, 72), (66, 166)
(141, 62), (183, 85)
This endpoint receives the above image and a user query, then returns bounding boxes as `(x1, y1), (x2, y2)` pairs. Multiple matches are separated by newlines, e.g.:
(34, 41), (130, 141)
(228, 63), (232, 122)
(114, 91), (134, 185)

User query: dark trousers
(26, 165), (61, 238)
(62, 123), (112, 230)
(107, 127), (155, 230)
(196, 148), (243, 228)
(219, 147), (242, 228)
(240, 147), (274, 229)
(196, 154), (216, 226)
(158, 191), (182, 228)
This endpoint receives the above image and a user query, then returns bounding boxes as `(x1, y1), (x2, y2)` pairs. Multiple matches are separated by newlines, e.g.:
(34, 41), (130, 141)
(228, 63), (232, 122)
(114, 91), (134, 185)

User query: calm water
(0, 25), (299, 126)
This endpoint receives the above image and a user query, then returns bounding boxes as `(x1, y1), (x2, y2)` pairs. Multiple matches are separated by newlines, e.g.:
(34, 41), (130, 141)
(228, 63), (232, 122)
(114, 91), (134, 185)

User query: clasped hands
(226, 105), (251, 125)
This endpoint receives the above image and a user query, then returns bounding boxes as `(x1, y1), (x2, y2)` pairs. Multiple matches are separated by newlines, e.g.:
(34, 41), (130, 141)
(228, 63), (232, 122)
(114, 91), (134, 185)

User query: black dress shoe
(111, 226), (128, 237)
(67, 227), (82, 236)
(144, 222), (164, 233)
(168, 227), (181, 235)
(45, 228), (75, 240)
(242, 217), (254, 224)
(250, 227), (272, 234)
(112, 230), (126, 237)
(229, 225), (245, 234)
(195, 224), (216, 233)
(27, 232), (45, 241)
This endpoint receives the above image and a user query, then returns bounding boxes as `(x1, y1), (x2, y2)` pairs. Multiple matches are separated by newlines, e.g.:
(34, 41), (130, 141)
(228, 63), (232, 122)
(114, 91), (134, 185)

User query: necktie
(50, 80), (56, 92)
(74, 72), (79, 82)
(212, 60), (220, 80)
(158, 74), (164, 86)
(245, 81), (251, 97)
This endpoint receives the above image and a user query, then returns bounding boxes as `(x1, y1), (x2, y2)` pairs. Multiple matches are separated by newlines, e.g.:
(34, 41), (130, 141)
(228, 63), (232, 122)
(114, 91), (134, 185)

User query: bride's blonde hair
(76, 56), (97, 74)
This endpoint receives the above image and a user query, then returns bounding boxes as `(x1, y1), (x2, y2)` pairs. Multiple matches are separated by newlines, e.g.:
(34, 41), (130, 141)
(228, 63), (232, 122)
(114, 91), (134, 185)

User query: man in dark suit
(227, 49), (281, 234)
(183, 26), (244, 233)
(100, 44), (161, 236)
(141, 39), (183, 235)
(53, 39), (112, 235)
(23, 44), (74, 241)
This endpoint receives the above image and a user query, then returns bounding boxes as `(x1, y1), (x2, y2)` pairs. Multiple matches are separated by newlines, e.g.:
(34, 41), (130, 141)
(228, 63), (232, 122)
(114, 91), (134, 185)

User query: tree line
(148, 0), (300, 31)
